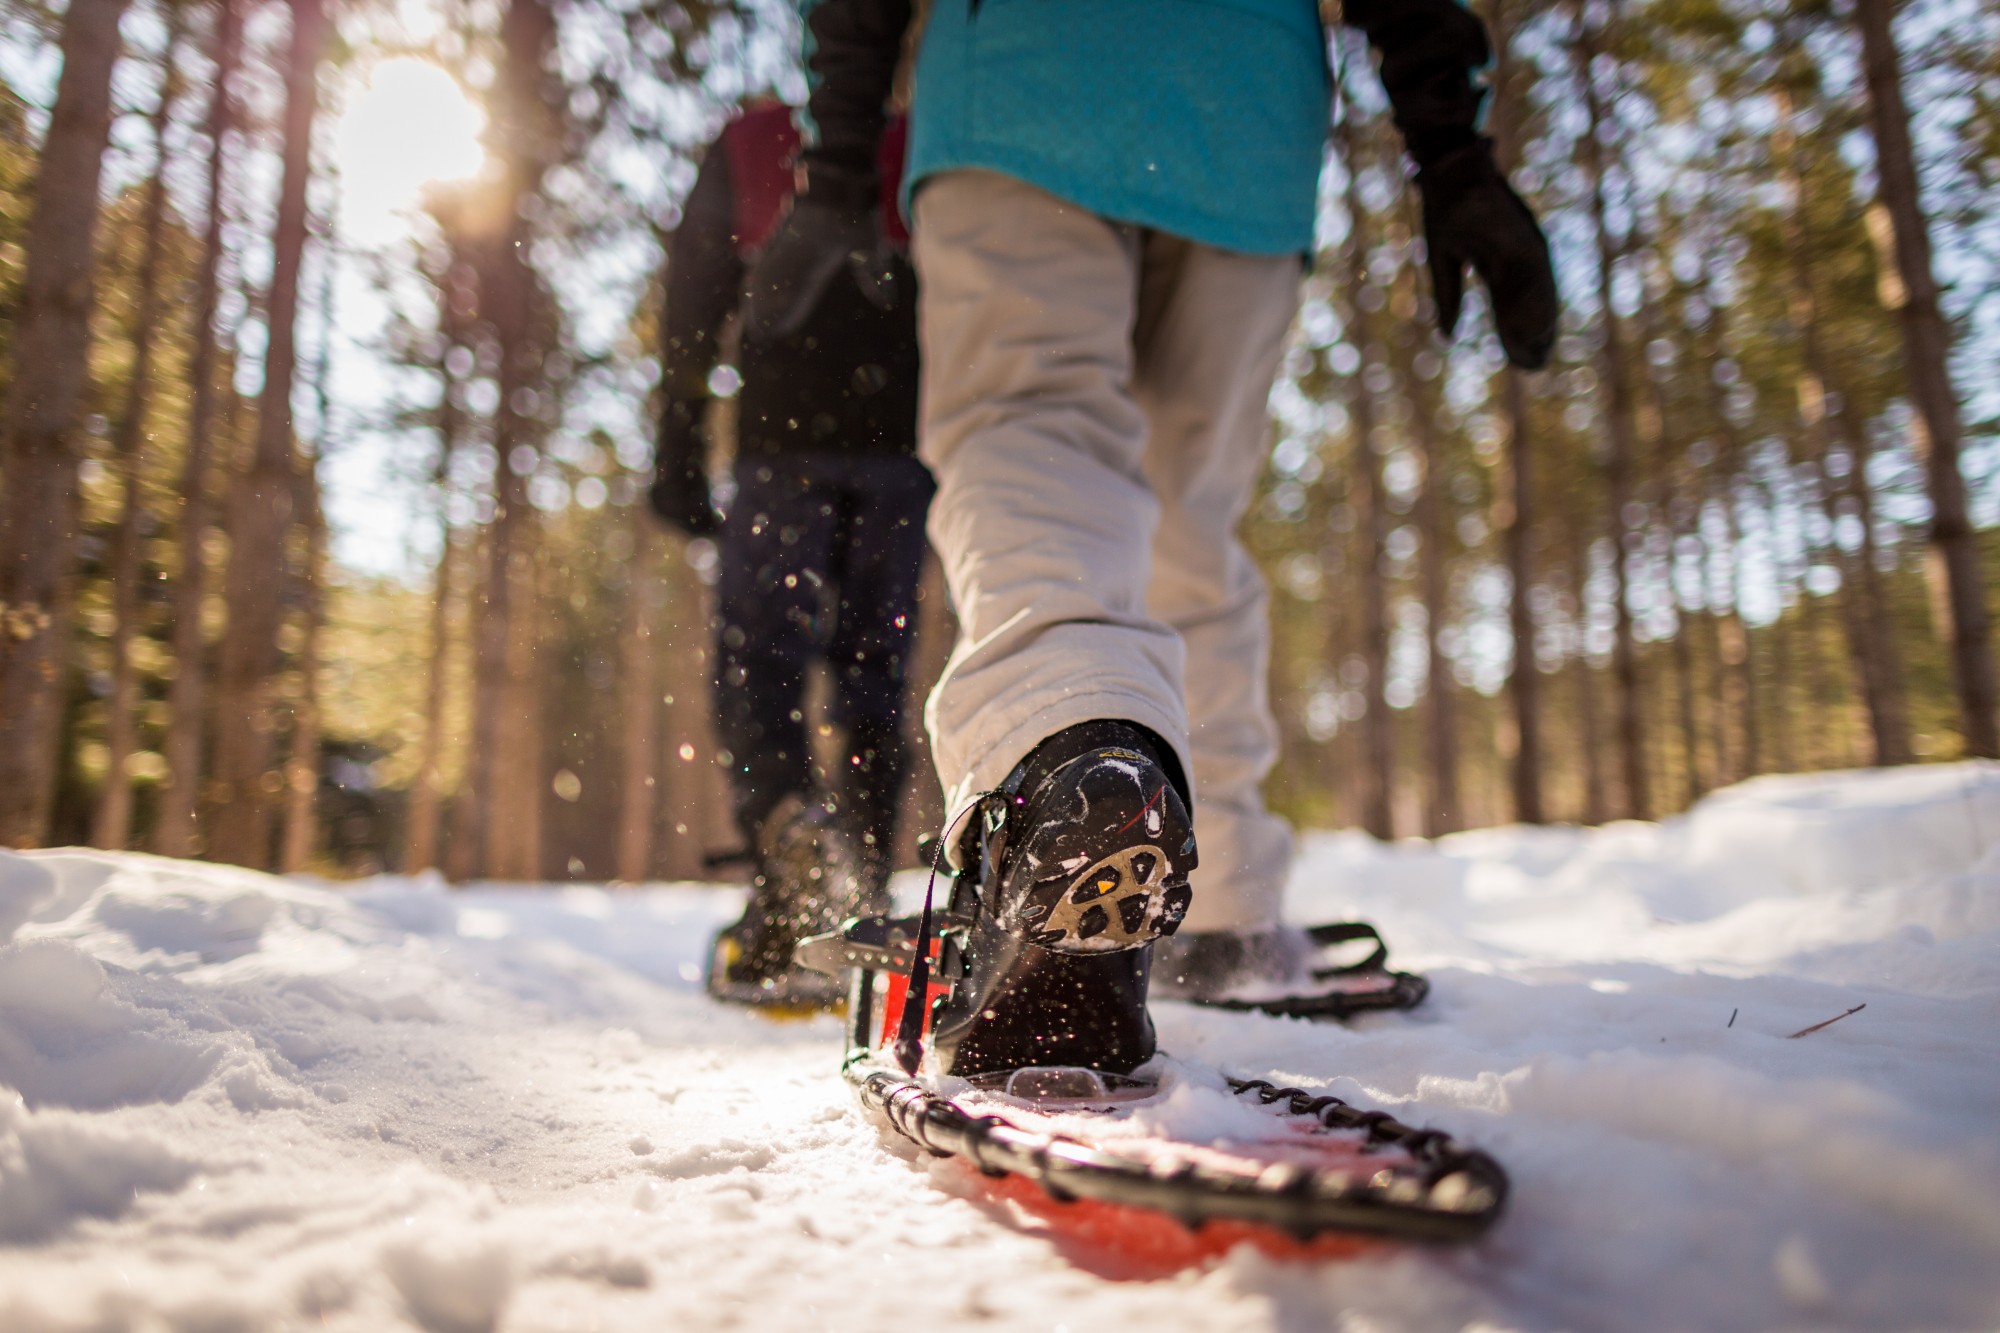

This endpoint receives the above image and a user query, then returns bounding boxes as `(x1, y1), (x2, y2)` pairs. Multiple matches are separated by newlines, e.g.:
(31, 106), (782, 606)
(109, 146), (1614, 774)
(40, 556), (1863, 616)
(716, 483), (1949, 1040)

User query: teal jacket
(796, 0), (1489, 259)
(906, 0), (1329, 257)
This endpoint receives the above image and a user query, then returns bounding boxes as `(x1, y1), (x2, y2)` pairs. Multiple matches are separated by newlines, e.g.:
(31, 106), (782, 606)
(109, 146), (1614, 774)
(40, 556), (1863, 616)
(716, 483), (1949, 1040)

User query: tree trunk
(1500, 373), (1544, 825)
(1852, 0), (1996, 757)
(1735, 613), (1762, 779)
(0, 0), (136, 846)
(1486, 0), (1543, 825)
(1335, 126), (1393, 840)
(476, 487), (544, 879)
(1701, 607), (1731, 785)
(1808, 431), (1904, 770)
(1776, 98), (1910, 767)
(658, 542), (718, 878)
(1723, 478), (1758, 783)
(1317, 451), (1355, 833)
(1836, 404), (1910, 761)
(1351, 383), (1394, 841)
(158, 0), (241, 858)
(404, 339), (462, 875)
(467, 508), (516, 879)
(210, 0), (324, 867)
(95, 9), (184, 849)
(279, 467), (324, 872)
(1762, 481), (1799, 774)
(279, 237), (338, 875)
(1689, 275), (1764, 785)
(1573, 3), (1647, 818)
(1800, 577), (1834, 768)
(1708, 483), (1756, 787)
(1414, 373), (1459, 837)
(443, 524), (488, 883)
(1570, 545), (1608, 825)
(1671, 576), (1702, 807)
(615, 510), (660, 881)
(467, 0), (558, 880)
(1632, 279), (1686, 811)
(405, 528), (455, 874)
(1384, 248), (1460, 838)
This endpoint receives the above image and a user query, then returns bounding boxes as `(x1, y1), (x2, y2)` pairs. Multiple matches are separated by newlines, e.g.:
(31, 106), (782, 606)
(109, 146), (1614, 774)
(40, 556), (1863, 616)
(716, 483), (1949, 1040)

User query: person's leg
(822, 453), (935, 889)
(1131, 234), (1304, 935)
(911, 172), (1205, 1075)
(712, 454), (839, 848)
(912, 170), (1188, 826)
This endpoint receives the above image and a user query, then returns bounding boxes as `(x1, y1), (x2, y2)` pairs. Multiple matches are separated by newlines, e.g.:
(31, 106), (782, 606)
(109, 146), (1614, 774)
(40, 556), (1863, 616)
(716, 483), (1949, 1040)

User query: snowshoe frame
(804, 913), (1509, 1244)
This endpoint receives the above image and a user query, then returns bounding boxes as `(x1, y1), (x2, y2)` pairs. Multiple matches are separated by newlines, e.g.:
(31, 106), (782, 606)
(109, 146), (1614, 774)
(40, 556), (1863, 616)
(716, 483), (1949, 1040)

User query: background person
(652, 100), (932, 1006)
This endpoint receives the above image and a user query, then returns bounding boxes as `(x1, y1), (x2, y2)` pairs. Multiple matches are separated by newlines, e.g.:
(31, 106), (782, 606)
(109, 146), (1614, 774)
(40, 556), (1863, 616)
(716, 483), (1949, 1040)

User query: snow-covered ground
(3, 763), (1998, 1331)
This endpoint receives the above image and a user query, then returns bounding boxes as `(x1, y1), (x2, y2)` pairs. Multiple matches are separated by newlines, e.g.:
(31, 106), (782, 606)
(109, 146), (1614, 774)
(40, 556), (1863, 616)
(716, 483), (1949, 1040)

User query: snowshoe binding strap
(892, 833), (949, 1073)
(1196, 968), (1430, 1022)
(1174, 920), (1429, 1022)
(1306, 921), (1391, 977)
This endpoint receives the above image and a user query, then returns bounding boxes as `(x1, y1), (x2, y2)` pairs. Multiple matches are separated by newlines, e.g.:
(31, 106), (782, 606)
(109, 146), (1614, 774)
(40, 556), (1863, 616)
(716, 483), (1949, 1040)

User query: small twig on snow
(1727, 1008), (1737, 1029)
(1787, 1003), (1866, 1039)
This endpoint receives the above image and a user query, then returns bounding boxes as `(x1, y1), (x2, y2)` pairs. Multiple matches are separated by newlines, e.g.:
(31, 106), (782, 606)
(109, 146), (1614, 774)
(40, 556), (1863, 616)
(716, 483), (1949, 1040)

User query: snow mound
(0, 763), (1996, 1330)
(0, 1093), (197, 1243)
(0, 939), (224, 1110)
(1284, 761), (2000, 991)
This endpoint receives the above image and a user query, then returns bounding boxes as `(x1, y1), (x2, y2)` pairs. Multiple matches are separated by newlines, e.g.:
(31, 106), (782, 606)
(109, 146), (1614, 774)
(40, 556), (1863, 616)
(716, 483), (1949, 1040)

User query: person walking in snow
(651, 101), (932, 1008)
(749, 0), (1558, 1073)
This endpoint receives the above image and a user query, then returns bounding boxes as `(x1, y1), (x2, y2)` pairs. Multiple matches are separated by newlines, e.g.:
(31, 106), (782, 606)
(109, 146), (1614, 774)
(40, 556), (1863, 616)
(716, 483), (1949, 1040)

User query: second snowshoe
(1153, 920), (1430, 1021)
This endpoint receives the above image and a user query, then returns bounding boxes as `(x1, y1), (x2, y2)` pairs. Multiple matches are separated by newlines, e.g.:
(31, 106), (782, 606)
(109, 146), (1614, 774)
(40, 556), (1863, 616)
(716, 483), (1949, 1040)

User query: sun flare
(334, 58), (485, 244)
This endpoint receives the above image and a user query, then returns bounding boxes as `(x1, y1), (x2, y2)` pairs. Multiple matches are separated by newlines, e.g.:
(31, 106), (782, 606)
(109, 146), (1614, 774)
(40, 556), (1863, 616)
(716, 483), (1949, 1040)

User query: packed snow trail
(2, 764), (1998, 1331)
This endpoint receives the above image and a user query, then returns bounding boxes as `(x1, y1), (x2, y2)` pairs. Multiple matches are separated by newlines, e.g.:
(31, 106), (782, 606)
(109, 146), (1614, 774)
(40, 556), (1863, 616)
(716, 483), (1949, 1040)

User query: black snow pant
(713, 450), (935, 873)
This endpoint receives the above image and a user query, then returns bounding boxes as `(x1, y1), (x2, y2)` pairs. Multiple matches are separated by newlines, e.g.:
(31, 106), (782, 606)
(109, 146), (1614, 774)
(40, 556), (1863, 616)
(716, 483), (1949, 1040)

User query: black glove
(742, 161), (894, 344)
(1416, 139), (1559, 371)
(649, 397), (719, 536)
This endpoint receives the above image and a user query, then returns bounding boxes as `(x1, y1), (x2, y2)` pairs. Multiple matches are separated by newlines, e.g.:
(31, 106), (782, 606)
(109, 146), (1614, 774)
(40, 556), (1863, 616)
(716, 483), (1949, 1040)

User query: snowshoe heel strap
(1307, 920), (1391, 978)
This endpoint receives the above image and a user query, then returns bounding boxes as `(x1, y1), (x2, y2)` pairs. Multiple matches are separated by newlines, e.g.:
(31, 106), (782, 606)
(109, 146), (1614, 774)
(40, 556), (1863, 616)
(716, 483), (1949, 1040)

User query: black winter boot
(707, 794), (856, 1008)
(926, 720), (1196, 1078)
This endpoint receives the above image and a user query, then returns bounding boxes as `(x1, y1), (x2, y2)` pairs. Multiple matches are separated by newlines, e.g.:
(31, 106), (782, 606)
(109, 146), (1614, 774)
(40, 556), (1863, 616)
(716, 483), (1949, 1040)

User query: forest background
(1, 0), (1997, 881)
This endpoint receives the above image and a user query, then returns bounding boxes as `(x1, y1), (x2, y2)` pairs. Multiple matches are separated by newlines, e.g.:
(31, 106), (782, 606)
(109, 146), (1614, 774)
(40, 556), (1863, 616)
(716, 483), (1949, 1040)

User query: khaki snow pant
(912, 170), (1302, 934)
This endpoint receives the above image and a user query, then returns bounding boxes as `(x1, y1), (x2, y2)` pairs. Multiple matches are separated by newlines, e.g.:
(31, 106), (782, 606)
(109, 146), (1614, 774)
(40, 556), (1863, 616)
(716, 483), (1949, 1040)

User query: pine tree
(211, 0), (326, 866)
(94, 0), (191, 849)
(158, 0), (241, 858)
(1851, 0), (1995, 757)
(0, 0), (136, 846)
